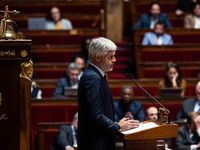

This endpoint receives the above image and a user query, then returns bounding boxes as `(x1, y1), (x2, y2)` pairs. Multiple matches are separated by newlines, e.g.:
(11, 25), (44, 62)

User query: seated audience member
(114, 85), (145, 122)
(184, 3), (200, 28)
(157, 61), (187, 97)
(176, 81), (200, 121)
(51, 112), (78, 150)
(146, 106), (158, 121)
(45, 6), (72, 30)
(79, 38), (92, 63)
(174, 111), (200, 149)
(70, 54), (85, 80)
(142, 21), (173, 45)
(28, 70), (42, 99)
(131, 2), (171, 31)
(175, 0), (200, 16)
(53, 63), (81, 98)
(146, 107), (171, 148)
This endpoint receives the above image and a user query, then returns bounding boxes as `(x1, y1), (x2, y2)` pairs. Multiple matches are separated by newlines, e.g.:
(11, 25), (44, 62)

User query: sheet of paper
(121, 122), (159, 135)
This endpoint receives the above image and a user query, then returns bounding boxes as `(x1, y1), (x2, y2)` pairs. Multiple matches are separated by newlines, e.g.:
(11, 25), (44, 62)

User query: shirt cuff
(190, 144), (198, 150)
(65, 145), (72, 149)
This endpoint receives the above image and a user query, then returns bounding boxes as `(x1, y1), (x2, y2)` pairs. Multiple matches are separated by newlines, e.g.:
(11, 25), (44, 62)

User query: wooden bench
(134, 44), (200, 78)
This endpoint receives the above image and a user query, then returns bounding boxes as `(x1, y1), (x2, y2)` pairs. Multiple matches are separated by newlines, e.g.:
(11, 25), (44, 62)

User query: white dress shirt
(194, 16), (200, 29)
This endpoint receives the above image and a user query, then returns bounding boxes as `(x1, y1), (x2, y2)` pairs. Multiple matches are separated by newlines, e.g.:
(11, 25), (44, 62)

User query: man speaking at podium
(78, 37), (139, 150)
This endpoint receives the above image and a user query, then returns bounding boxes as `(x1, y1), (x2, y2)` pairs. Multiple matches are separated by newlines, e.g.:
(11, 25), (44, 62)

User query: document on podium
(121, 122), (159, 135)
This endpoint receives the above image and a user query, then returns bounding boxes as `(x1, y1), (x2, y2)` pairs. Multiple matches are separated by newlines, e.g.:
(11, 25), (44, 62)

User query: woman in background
(157, 61), (187, 97)
(45, 6), (72, 30)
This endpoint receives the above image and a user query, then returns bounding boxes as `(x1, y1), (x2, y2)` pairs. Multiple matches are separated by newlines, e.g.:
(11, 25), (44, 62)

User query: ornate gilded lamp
(0, 5), (20, 39)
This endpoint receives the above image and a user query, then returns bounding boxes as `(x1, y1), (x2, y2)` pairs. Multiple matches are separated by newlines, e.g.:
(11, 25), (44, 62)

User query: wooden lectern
(0, 40), (32, 150)
(119, 120), (178, 150)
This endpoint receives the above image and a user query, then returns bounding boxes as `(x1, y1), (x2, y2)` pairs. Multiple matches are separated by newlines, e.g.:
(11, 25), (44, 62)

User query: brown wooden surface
(20, 77), (31, 150)
(31, 96), (190, 105)
(122, 120), (178, 140)
(0, 40), (31, 150)
(34, 78), (199, 88)
(125, 139), (164, 150)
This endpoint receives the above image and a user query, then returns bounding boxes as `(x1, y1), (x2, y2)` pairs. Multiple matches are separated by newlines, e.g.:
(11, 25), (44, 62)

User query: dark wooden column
(0, 40), (32, 150)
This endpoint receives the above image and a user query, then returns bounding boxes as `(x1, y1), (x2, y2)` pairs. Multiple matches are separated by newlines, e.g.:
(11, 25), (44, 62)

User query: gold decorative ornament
(0, 93), (2, 106)
(0, 50), (15, 57)
(20, 50), (28, 58)
(0, 114), (8, 121)
(0, 93), (8, 121)
(0, 5), (20, 39)
(20, 60), (33, 81)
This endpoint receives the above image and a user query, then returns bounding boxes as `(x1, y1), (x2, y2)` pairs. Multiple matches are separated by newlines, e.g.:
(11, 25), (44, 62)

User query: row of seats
(31, 100), (183, 150)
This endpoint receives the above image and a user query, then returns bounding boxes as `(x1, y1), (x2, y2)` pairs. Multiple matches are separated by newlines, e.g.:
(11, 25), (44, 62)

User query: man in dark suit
(78, 37), (140, 150)
(176, 81), (200, 121)
(53, 63), (81, 98)
(174, 111), (200, 149)
(114, 85), (144, 122)
(51, 112), (78, 150)
(131, 2), (171, 31)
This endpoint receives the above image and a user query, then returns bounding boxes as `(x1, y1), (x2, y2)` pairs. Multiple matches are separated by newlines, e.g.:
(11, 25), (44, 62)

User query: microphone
(125, 73), (171, 123)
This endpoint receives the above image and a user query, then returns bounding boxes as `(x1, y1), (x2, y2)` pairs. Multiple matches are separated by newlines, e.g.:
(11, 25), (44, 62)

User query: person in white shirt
(142, 21), (173, 45)
(175, 111), (200, 150)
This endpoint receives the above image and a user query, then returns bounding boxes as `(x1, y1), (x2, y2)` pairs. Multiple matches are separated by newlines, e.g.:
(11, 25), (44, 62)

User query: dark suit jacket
(114, 99), (144, 122)
(78, 64), (120, 150)
(53, 76), (72, 98)
(174, 125), (200, 149)
(51, 125), (74, 150)
(176, 98), (197, 121)
(131, 13), (171, 31)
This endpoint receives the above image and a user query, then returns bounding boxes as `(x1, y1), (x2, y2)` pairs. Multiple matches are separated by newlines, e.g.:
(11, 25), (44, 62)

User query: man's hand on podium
(118, 118), (139, 132)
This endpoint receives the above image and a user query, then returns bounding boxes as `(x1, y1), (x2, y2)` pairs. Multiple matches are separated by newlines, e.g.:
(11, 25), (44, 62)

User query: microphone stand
(126, 73), (171, 124)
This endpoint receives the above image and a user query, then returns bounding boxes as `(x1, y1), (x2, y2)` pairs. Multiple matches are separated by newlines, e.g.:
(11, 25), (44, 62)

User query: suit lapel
(87, 65), (115, 119)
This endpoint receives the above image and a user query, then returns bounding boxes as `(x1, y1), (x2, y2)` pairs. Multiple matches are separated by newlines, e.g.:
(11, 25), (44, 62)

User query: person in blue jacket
(114, 85), (145, 122)
(131, 2), (171, 31)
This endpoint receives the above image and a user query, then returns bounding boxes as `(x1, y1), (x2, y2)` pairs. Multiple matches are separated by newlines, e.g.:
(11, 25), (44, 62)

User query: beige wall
(106, 0), (123, 42)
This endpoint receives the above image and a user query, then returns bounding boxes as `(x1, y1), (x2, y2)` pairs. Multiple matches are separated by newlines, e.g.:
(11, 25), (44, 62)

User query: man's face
(68, 69), (80, 83)
(121, 88), (133, 109)
(196, 85), (200, 102)
(154, 24), (164, 36)
(150, 4), (161, 18)
(194, 4), (200, 17)
(189, 118), (197, 132)
(147, 107), (158, 121)
(99, 50), (116, 72)
(75, 57), (85, 70)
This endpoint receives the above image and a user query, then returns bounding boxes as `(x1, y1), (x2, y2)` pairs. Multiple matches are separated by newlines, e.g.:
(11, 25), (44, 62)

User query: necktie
(156, 37), (159, 45)
(190, 132), (198, 144)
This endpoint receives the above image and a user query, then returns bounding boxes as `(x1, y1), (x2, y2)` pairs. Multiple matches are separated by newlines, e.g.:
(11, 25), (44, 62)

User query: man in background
(145, 106), (158, 121)
(175, 111), (200, 149)
(114, 85), (144, 122)
(176, 81), (200, 121)
(142, 21), (173, 45)
(51, 112), (78, 150)
(131, 2), (171, 31)
(53, 62), (81, 98)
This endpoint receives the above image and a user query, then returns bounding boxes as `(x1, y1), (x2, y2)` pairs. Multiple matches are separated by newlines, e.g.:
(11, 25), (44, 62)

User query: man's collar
(89, 63), (105, 77)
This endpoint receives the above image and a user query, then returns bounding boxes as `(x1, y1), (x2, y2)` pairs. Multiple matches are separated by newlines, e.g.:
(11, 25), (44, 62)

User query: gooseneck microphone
(125, 73), (171, 123)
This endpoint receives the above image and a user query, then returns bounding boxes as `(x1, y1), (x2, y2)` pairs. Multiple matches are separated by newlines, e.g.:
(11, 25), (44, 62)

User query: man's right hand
(118, 118), (139, 132)
(66, 147), (75, 150)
